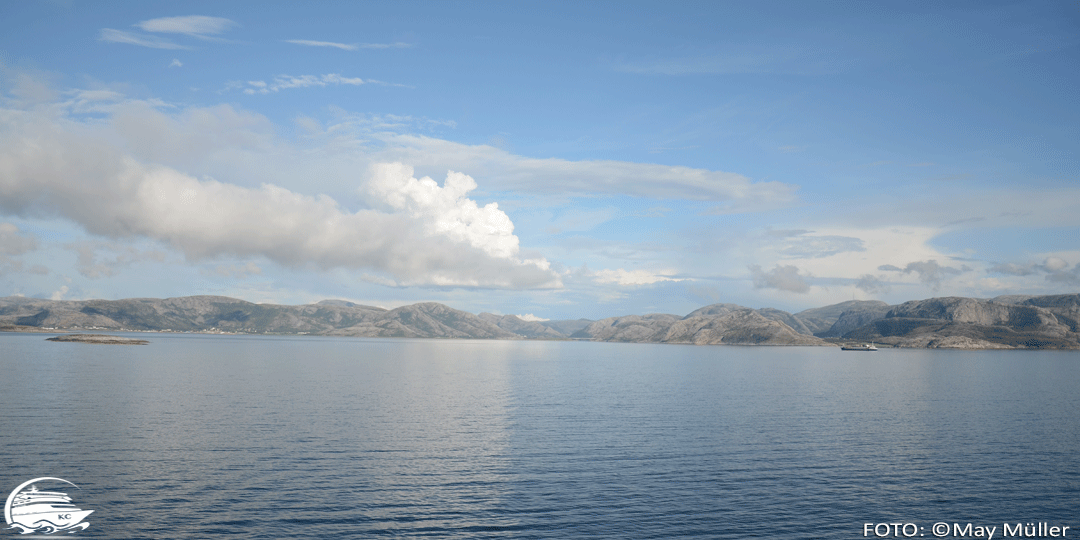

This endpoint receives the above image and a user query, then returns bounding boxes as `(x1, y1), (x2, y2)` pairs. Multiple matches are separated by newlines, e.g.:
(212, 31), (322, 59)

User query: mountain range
(2, 293), (1078, 349)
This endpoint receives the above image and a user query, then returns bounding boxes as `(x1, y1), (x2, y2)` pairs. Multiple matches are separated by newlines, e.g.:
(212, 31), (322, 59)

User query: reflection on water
(1, 333), (1078, 538)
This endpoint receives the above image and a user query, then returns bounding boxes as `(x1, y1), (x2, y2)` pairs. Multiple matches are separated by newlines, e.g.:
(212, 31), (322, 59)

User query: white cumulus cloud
(0, 106), (558, 289)
(366, 163), (521, 260)
(50, 284), (69, 301)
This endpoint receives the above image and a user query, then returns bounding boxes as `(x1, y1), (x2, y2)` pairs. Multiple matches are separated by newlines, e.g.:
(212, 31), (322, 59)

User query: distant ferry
(841, 342), (878, 351)
(9, 484), (93, 533)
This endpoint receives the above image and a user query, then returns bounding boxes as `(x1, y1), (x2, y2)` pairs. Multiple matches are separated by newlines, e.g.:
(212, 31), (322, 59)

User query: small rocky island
(46, 334), (149, 345)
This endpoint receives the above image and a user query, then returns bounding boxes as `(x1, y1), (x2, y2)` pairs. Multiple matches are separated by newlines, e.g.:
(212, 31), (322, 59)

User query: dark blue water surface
(1, 333), (1078, 539)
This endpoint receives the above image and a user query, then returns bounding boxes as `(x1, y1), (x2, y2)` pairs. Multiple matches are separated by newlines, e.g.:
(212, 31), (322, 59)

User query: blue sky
(1, 1), (1077, 320)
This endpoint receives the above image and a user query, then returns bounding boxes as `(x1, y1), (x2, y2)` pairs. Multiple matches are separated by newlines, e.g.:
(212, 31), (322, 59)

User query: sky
(0, 1), (1078, 320)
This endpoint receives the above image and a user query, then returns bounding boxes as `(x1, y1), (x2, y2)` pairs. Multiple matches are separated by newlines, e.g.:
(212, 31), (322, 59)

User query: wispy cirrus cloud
(357, 42), (413, 49)
(367, 133), (798, 203)
(99, 28), (190, 50)
(240, 73), (411, 94)
(100, 15), (236, 49)
(135, 16), (236, 37)
(285, 39), (358, 51)
(284, 39), (412, 50)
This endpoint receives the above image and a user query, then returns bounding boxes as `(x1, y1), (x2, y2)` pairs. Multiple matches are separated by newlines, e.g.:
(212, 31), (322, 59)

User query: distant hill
(3, 293), (1078, 348)
(571, 307), (828, 346)
(842, 295), (1080, 349)
(324, 303), (518, 339)
(0, 296), (517, 340)
(477, 313), (567, 339)
(793, 300), (891, 337)
(0, 295), (386, 334)
(535, 318), (593, 336)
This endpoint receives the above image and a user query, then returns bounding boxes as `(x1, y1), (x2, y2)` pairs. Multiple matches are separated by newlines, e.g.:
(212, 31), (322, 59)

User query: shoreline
(2, 328), (1068, 350)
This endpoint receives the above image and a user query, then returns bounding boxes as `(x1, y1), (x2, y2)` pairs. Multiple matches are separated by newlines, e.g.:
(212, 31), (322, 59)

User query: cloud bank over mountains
(990, 257), (1080, 285)
(0, 96), (558, 289)
(0, 67), (1076, 312)
(0, 77), (806, 294)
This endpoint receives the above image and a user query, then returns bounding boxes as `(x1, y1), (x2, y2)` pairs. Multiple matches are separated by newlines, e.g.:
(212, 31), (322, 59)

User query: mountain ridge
(2, 293), (1078, 349)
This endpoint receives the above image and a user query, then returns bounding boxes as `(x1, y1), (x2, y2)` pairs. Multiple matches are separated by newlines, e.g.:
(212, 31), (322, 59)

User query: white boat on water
(841, 342), (878, 351)
(8, 484), (93, 533)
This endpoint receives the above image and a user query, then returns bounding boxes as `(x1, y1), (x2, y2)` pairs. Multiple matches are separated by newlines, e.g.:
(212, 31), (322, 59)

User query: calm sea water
(1, 333), (1078, 539)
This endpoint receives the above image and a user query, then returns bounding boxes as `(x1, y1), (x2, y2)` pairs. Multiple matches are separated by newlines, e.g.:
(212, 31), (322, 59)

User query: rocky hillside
(842, 296), (1080, 349)
(572, 314), (683, 342)
(324, 303), (518, 339)
(477, 313), (568, 339)
(572, 307), (828, 346)
(792, 300), (892, 337)
(663, 309), (827, 345)
(0, 295), (386, 334)
(995, 294), (1080, 332)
